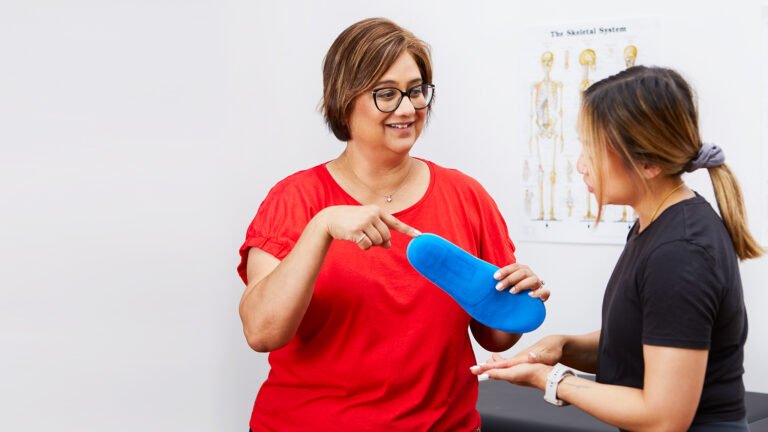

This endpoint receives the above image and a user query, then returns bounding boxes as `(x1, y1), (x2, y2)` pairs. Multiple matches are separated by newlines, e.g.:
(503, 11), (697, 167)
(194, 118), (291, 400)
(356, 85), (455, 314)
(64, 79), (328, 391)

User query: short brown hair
(579, 66), (763, 260)
(321, 18), (433, 142)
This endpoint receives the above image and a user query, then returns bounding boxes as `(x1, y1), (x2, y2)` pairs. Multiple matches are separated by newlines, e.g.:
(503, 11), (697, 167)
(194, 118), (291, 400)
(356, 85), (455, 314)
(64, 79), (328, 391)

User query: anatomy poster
(517, 18), (661, 244)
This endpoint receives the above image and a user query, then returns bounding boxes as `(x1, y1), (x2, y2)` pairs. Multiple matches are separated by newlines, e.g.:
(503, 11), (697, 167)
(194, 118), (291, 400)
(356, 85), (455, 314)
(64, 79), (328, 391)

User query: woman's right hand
(318, 205), (421, 249)
(240, 205), (418, 352)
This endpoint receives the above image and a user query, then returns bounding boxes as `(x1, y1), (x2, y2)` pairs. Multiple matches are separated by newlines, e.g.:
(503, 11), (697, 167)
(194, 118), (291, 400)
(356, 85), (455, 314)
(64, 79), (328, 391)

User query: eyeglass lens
(374, 84), (433, 112)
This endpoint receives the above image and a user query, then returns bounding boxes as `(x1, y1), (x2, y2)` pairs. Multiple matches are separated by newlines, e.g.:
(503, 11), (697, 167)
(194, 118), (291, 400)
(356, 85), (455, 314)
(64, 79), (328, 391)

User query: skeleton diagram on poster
(518, 18), (661, 244)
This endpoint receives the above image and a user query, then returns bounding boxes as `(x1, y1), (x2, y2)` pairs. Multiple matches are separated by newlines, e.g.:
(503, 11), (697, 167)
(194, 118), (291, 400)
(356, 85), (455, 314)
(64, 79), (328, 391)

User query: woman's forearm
(525, 341), (703, 431)
(560, 330), (600, 373)
(553, 375), (692, 431)
(239, 211), (333, 352)
(556, 376), (656, 431)
(470, 322), (522, 352)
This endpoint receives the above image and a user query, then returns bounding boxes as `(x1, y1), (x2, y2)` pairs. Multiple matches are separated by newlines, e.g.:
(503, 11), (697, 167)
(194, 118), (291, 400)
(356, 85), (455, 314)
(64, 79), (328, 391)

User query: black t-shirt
(596, 193), (748, 425)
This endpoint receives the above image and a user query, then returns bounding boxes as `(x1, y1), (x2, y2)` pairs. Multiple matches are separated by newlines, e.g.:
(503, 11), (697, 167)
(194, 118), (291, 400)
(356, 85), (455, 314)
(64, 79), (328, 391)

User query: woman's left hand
(493, 263), (550, 301)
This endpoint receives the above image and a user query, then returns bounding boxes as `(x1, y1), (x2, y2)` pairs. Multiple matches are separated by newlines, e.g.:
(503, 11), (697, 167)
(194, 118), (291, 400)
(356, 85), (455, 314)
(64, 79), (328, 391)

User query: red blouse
(238, 159), (516, 431)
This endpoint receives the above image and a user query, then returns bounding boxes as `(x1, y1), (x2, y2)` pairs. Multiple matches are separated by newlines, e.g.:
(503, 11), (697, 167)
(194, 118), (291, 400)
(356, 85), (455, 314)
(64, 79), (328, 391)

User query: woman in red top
(238, 18), (549, 431)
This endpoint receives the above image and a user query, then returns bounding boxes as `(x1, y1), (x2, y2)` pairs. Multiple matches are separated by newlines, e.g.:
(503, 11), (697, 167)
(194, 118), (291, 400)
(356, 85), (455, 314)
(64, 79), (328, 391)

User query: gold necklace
(649, 183), (685, 223)
(342, 155), (413, 203)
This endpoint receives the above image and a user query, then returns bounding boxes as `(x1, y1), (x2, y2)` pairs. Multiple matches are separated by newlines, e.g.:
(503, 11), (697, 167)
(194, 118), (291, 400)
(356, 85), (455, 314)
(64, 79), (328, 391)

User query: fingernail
(509, 287), (518, 294)
(528, 291), (535, 297)
(470, 365), (481, 373)
(478, 374), (490, 381)
(495, 282), (503, 291)
(493, 271), (501, 280)
(528, 352), (537, 359)
(413, 229), (422, 236)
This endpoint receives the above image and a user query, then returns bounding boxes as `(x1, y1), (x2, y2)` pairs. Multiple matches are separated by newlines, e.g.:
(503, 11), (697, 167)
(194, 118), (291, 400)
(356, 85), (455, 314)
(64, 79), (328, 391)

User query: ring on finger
(356, 233), (367, 244)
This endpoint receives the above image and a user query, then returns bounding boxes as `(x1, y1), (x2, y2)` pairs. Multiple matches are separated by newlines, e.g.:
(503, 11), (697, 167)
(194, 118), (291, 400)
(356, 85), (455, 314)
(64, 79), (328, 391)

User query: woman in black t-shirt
(471, 66), (763, 431)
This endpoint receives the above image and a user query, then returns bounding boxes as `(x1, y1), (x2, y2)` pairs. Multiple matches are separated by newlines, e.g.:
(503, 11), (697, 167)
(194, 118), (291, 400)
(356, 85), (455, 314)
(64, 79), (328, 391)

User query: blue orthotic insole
(406, 233), (546, 333)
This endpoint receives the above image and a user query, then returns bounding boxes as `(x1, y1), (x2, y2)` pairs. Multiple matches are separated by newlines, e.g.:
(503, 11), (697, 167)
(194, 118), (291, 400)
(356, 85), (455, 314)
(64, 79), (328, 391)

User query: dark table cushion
(478, 380), (768, 432)
(478, 380), (613, 432)
(750, 417), (768, 432)
(748, 391), (768, 423)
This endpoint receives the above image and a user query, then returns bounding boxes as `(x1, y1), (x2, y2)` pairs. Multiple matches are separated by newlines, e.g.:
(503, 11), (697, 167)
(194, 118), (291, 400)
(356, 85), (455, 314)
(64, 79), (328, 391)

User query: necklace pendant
(385, 195), (393, 203)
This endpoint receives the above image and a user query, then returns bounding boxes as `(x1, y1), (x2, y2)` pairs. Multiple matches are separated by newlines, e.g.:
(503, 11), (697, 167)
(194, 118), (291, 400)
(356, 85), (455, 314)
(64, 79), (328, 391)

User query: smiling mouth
(386, 122), (413, 129)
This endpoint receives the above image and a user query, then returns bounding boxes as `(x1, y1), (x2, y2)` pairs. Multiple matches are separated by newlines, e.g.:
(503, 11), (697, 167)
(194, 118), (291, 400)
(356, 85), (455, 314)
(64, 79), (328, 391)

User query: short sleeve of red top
(238, 159), (516, 431)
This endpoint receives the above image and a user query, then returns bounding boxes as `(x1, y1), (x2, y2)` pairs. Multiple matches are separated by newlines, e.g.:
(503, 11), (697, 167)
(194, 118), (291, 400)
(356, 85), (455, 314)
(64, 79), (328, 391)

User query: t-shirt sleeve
(640, 240), (721, 349)
(236, 181), (314, 285)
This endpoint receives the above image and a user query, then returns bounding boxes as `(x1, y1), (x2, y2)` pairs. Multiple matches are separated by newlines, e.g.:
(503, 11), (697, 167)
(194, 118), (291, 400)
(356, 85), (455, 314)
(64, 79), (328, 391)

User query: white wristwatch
(544, 363), (576, 406)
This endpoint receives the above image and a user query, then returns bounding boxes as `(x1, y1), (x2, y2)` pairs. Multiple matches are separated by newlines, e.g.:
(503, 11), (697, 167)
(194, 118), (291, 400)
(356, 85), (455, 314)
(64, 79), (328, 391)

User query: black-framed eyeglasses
(369, 83), (435, 113)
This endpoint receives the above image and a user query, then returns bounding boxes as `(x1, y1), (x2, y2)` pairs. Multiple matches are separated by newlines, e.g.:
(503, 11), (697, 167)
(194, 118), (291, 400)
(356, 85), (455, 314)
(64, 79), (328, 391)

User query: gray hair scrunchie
(684, 143), (725, 172)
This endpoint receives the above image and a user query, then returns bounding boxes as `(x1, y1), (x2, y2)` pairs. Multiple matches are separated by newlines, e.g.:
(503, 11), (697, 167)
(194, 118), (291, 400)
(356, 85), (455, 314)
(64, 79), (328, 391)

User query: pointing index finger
(381, 213), (421, 237)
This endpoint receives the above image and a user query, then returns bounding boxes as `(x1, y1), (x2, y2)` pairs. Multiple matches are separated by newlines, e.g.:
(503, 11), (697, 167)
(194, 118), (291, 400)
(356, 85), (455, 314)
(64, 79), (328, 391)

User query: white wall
(1, 1), (765, 431)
